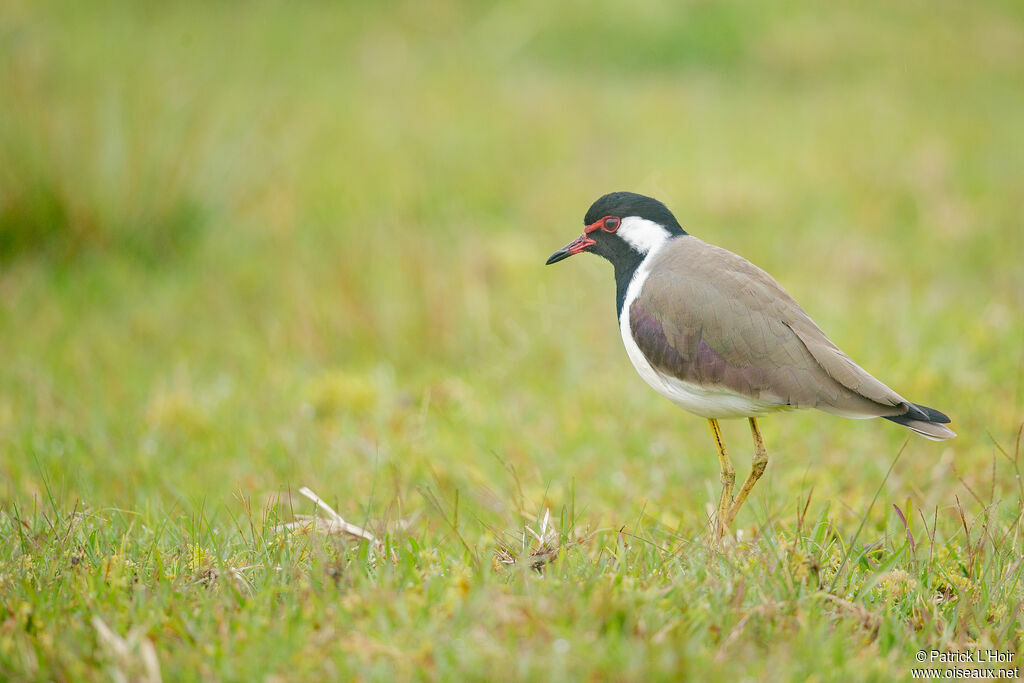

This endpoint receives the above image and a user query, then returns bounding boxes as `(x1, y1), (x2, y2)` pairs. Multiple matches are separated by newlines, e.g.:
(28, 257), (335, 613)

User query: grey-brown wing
(629, 238), (906, 416)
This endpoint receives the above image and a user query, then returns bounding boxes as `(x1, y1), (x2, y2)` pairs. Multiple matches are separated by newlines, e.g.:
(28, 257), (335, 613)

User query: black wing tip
(884, 401), (953, 433)
(884, 409), (957, 440)
(904, 401), (951, 424)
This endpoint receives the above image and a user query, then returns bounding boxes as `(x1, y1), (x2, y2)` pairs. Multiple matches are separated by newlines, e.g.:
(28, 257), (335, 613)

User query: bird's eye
(603, 217), (620, 232)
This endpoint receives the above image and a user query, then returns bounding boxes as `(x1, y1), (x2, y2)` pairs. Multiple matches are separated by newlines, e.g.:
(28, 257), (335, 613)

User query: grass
(1, 0), (1023, 679)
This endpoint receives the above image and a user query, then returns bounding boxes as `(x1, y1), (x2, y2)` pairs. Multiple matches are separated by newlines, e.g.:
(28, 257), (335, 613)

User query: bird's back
(628, 235), (911, 419)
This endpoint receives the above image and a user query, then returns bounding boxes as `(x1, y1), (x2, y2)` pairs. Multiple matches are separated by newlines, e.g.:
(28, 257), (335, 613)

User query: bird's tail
(884, 402), (956, 441)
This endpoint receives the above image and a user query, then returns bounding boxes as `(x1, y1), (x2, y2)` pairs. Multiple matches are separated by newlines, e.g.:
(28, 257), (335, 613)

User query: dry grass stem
(92, 617), (163, 683)
(278, 486), (376, 543)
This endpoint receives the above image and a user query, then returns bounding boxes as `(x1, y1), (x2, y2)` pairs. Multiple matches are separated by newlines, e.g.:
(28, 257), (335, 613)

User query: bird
(546, 191), (955, 539)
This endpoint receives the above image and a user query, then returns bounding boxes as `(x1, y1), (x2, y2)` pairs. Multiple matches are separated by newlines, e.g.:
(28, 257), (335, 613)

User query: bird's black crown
(584, 192), (686, 234)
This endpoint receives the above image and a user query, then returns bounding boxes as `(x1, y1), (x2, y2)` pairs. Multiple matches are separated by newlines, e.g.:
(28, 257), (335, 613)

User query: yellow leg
(725, 418), (769, 528)
(708, 418), (735, 539)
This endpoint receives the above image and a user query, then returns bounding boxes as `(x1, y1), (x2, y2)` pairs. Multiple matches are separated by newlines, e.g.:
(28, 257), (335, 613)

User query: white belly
(618, 245), (784, 420)
(620, 338), (782, 418)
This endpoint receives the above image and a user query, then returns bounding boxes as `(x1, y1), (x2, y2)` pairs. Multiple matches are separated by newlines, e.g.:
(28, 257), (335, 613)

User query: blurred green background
(1, 0), (1023, 676)
(3, 0), (1021, 508)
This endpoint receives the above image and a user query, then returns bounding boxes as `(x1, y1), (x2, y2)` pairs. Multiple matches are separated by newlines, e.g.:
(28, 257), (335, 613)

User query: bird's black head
(545, 192), (687, 269)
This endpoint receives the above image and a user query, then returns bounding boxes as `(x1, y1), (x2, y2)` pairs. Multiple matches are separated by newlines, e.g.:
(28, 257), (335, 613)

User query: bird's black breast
(612, 255), (647, 319)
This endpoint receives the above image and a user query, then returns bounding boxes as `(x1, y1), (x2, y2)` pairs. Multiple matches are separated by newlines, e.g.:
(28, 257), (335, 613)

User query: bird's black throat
(579, 191), (691, 318)
(614, 257), (645, 319)
(584, 227), (651, 320)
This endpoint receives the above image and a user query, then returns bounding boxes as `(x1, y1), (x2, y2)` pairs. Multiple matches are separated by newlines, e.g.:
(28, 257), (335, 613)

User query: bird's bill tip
(545, 233), (595, 265)
(545, 248), (571, 265)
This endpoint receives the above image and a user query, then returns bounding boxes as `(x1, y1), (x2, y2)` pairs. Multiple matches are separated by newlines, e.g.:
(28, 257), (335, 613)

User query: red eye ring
(602, 216), (620, 232)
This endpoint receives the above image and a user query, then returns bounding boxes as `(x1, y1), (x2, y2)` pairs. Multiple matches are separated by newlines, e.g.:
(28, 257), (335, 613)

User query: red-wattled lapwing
(546, 192), (955, 538)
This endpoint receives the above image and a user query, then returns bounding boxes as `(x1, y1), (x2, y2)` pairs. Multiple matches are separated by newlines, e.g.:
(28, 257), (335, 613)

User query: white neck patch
(617, 216), (671, 255)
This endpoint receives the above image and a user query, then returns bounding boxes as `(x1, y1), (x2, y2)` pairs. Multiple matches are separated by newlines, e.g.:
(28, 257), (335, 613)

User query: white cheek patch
(617, 217), (671, 255)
